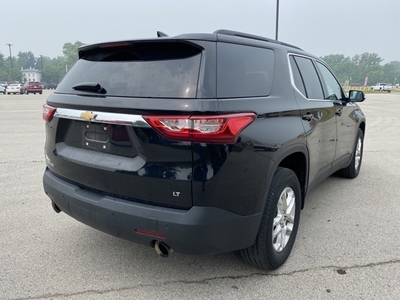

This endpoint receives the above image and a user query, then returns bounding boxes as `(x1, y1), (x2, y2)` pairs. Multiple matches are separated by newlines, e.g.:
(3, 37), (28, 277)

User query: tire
(339, 128), (364, 179)
(240, 167), (301, 270)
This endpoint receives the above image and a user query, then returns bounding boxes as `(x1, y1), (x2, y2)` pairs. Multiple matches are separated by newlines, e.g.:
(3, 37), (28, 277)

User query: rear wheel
(240, 167), (301, 270)
(339, 128), (364, 178)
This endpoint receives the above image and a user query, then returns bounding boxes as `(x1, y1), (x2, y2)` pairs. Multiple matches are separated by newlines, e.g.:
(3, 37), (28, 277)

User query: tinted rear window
(217, 43), (274, 98)
(57, 42), (203, 98)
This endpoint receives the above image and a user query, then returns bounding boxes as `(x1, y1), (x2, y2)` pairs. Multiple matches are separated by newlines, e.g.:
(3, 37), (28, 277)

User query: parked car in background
(6, 83), (23, 94)
(47, 83), (58, 89)
(0, 81), (7, 94)
(24, 81), (43, 94)
(371, 83), (392, 92)
(40, 82), (47, 89)
(42, 29), (366, 270)
(20, 84), (26, 94)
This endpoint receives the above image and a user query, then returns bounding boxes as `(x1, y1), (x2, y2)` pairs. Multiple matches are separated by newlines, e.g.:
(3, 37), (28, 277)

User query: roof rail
(213, 29), (302, 50)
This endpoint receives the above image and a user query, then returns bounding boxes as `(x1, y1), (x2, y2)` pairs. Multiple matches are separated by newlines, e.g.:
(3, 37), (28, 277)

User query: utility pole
(275, 0), (280, 40)
(6, 43), (13, 82)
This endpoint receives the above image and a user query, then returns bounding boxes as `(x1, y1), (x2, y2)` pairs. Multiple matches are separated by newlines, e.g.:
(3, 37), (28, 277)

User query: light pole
(6, 43), (13, 82)
(275, 0), (280, 40)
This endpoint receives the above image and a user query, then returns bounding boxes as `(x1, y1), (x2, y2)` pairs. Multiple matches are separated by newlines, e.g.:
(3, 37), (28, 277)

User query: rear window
(217, 43), (275, 98)
(57, 42), (203, 98)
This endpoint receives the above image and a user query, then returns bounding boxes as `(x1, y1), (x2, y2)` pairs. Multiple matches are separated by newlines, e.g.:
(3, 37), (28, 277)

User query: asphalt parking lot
(1, 90), (399, 299)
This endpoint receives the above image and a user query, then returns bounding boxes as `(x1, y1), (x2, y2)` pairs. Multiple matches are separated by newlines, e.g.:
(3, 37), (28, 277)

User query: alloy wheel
(355, 136), (362, 171)
(272, 187), (296, 252)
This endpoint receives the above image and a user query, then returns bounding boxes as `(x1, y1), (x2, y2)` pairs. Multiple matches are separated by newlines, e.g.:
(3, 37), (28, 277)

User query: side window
(293, 56), (324, 100)
(289, 56), (307, 97)
(217, 43), (275, 98)
(315, 61), (343, 100)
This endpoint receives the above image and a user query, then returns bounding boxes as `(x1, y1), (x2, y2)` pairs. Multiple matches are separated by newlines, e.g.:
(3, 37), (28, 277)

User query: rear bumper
(43, 169), (262, 255)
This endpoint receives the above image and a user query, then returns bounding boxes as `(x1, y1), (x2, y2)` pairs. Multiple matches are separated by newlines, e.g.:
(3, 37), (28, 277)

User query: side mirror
(348, 90), (365, 102)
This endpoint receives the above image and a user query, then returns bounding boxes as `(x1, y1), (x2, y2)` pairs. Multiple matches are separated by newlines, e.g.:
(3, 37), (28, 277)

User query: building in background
(21, 67), (42, 83)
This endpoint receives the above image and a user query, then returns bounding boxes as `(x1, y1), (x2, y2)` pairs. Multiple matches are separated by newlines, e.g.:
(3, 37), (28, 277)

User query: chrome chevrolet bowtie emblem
(81, 111), (97, 121)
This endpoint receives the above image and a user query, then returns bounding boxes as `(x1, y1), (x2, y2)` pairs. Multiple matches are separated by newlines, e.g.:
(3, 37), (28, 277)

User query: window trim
(289, 55), (308, 98)
(288, 53), (343, 102)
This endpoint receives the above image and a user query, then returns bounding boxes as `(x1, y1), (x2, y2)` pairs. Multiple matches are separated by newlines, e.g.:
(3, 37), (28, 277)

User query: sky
(1, 0), (399, 64)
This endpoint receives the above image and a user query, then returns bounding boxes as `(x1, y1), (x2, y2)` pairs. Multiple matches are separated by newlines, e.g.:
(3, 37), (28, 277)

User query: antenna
(157, 31), (168, 38)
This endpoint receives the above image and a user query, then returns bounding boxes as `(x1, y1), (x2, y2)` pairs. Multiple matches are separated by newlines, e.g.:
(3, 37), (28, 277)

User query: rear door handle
(302, 113), (313, 121)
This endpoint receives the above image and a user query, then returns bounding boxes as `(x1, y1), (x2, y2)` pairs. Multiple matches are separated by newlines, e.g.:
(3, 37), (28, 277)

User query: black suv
(42, 30), (366, 270)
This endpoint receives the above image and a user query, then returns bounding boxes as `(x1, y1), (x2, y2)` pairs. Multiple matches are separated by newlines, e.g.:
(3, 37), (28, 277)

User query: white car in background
(371, 83), (392, 92)
(0, 85), (5, 94)
(5, 83), (23, 94)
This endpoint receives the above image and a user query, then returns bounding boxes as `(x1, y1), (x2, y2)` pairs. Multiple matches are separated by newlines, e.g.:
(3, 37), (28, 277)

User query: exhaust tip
(51, 201), (61, 213)
(154, 241), (171, 258)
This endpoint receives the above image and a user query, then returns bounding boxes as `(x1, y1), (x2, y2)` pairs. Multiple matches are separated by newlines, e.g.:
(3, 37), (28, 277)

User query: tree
(352, 53), (383, 84)
(321, 53), (400, 86)
(41, 56), (65, 83)
(62, 41), (85, 72)
(0, 52), (8, 80)
(321, 54), (353, 84)
(10, 67), (22, 82)
(385, 61), (400, 84)
(16, 51), (36, 69)
(0, 53), (21, 82)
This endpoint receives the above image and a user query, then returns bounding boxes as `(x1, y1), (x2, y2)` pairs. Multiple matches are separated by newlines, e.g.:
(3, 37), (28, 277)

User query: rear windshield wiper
(72, 82), (107, 94)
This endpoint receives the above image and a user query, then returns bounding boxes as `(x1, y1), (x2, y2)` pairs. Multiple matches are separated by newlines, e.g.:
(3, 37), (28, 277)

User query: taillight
(143, 113), (256, 144)
(42, 104), (57, 122)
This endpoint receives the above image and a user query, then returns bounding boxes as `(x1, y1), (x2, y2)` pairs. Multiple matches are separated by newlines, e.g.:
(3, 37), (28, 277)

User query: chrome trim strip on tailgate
(54, 108), (151, 127)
